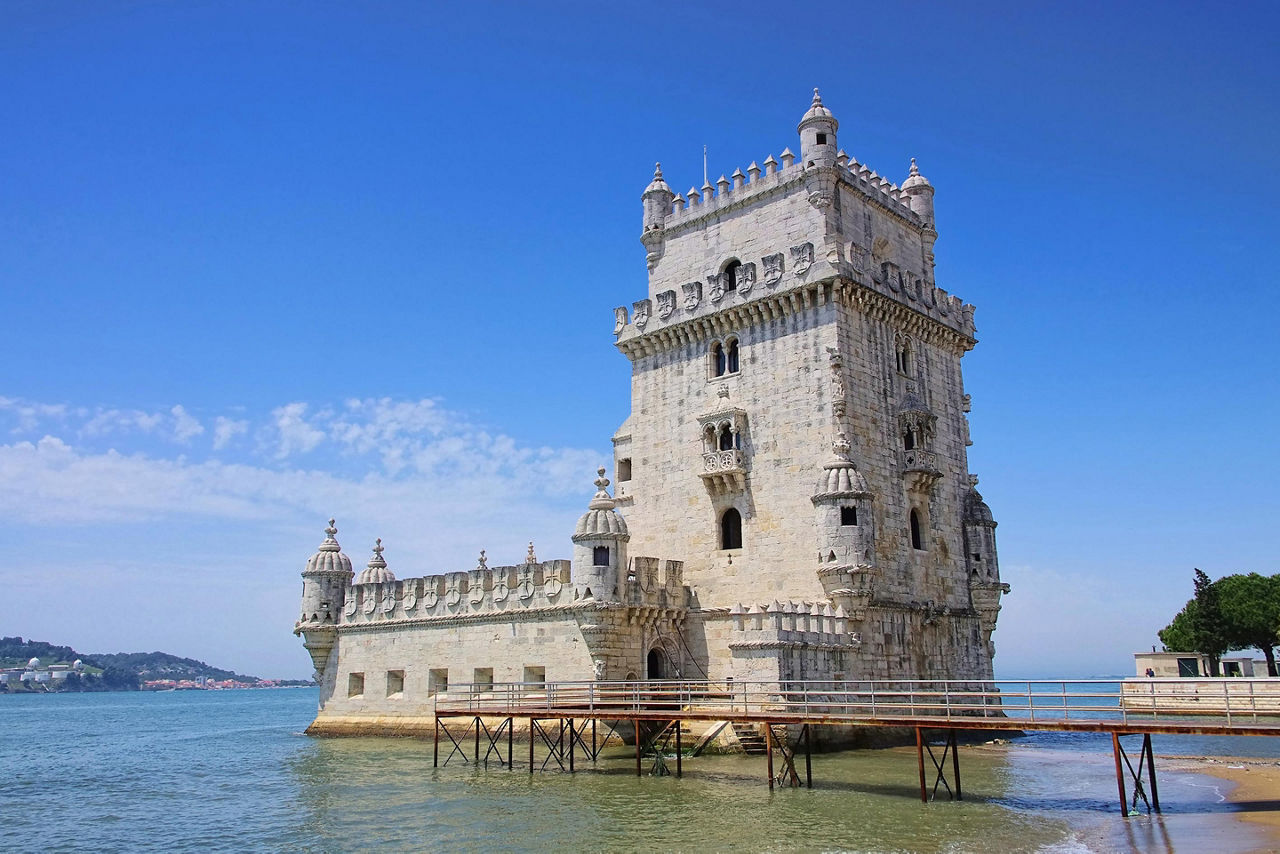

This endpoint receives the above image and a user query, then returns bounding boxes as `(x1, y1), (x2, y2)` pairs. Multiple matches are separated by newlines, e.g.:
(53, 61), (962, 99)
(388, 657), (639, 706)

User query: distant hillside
(87, 650), (259, 683)
(0, 636), (308, 691)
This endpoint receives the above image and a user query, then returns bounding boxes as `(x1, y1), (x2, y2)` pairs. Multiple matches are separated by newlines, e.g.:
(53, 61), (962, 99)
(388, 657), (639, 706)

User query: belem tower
(295, 90), (1009, 736)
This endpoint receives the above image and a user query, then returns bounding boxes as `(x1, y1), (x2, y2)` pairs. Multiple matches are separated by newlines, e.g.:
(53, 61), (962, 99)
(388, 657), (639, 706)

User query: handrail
(429, 677), (1280, 730)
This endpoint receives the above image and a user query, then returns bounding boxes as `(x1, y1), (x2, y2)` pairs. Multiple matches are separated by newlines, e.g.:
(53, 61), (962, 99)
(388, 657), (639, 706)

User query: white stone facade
(295, 91), (1008, 734)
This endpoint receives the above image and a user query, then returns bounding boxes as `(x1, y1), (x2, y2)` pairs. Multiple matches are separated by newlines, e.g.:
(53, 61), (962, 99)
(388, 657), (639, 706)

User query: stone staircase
(730, 721), (767, 754)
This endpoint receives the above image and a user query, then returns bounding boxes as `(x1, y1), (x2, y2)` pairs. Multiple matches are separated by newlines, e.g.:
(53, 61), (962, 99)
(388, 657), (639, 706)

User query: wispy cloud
(212, 416), (249, 450)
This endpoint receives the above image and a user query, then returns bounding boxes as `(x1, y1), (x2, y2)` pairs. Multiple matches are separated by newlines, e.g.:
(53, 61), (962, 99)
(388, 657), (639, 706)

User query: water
(0, 689), (1272, 852)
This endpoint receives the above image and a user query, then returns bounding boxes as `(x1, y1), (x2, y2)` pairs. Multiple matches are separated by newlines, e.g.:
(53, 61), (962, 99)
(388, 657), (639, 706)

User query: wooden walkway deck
(431, 678), (1280, 815)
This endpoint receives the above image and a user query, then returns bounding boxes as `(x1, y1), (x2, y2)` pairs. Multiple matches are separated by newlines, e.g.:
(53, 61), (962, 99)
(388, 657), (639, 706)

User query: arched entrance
(646, 647), (670, 680)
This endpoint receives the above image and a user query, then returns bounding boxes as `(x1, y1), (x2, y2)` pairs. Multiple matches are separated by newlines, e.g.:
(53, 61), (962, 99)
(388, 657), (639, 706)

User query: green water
(0, 689), (1267, 852)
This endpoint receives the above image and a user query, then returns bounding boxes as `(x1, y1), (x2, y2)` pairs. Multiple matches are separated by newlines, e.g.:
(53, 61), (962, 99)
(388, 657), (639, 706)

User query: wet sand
(1170, 756), (1280, 848)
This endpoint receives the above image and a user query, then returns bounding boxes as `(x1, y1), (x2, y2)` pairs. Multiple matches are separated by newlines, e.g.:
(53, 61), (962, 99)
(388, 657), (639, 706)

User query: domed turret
(797, 88), (838, 169)
(811, 435), (877, 620)
(305, 519), (354, 577)
(356, 539), (395, 585)
(295, 518), (355, 686)
(641, 162), (676, 272)
(902, 158), (934, 221)
(572, 467), (630, 601)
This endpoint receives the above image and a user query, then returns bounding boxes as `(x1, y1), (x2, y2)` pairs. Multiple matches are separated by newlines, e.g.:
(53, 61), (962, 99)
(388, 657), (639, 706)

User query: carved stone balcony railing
(902, 447), (941, 493)
(701, 449), (747, 494)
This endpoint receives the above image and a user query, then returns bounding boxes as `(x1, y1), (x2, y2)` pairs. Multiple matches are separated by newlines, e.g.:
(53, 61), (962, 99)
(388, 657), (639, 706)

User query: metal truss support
(766, 723), (804, 789)
(916, 728), (961, 802)
(1112, 732), (1160, 817)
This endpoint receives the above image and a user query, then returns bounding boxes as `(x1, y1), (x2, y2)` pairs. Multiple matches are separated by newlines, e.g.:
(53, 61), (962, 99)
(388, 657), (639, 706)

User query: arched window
(720, 508), (743, 550)
(896, 338), (912, 375)
(910, 509), (924, 550)
(903, 429), (916, 451)
(712, 342), (727, 377)
(592, 546), (610, 566)
(718, 424), (733, 451)
(724, 260), (741, 292)
(726, 338), (739, 373)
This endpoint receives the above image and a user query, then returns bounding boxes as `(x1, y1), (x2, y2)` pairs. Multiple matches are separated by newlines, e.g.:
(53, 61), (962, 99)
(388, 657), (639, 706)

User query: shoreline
(1166, 755), (1280, 845)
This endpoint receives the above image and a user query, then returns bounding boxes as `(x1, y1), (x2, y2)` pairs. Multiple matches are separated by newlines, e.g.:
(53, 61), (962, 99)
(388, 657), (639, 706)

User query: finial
(910, 157), (920, 176)
(325, 518), (337, 539)
(654, 162), (663, 179)
(594, 466), (610, 495)
(526, 541), (537, 564)
(373, 537), (383, 557)
(477, 549), (487, 569)
(812, 87), (822, 104)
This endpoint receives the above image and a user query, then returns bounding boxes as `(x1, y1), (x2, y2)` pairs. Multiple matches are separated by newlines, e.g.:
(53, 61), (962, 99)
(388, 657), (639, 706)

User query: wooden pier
(431, 678), (1280, 816)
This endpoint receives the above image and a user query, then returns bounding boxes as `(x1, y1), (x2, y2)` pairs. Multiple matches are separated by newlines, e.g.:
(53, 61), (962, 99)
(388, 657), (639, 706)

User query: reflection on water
(0, 689), (1271, 853)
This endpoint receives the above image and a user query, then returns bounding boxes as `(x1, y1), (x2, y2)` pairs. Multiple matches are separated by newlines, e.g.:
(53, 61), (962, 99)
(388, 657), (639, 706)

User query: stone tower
(294, 519), (354, 680)
(611, 89), (1008, 682)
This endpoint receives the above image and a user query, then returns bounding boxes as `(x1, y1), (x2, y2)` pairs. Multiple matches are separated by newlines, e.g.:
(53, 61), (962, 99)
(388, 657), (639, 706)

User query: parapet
(725, 600), (861, 650)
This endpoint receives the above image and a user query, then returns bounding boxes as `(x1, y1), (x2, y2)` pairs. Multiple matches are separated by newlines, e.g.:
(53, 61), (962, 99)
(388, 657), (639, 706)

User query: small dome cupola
(571, 467), (630, 602)
(797, 88), (838, 168)
(963, 480), (996, 527)
(813, 434), (872, 500)
(901, 157), (935, 221)
(573, 468), (631, 541)
(356, 538), (396, 585)
(304, 519), (354, 579)
(642, 161), (675, 232)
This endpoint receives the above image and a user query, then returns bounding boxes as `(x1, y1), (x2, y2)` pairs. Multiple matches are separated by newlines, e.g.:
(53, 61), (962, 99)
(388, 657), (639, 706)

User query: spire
(367, 538), (386, 569)
(644, 162), (671, 195)
(902, 157), (932, 191)
(526, 541), (537, 564)
(318, 518), (341, 552)
(589, 467), (616, 510)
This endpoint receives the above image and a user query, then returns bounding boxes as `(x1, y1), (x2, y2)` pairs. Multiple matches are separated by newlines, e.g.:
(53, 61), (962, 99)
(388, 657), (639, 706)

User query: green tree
(1158, 568), (1229, 676)
(1217, 572), (1280, 677)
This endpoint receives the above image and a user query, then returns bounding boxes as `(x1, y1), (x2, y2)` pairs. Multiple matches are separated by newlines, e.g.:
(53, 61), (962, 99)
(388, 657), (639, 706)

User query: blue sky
(1, 1), (1276, 679)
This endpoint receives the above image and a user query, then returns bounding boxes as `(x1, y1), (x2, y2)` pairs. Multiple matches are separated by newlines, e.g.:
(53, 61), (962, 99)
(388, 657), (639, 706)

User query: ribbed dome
(964, 487), (996, 525)
(901, 158), (932, 191)
(813, 434), (872, 499)
(798, 88), (838, 130)
(572, 468), (630, 541)
(356, 538), (395, 585)
(304, 519), (354, 577)
(643, 162), (672, 196)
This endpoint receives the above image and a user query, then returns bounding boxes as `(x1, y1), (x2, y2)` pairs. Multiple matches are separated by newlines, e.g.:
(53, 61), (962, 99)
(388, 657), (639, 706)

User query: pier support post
(766, 723), (775, 790)
(675, 722), (682, 778)
(474, 716), (480, 764)
(951, 731), (962, 800)
(804, 724), (812, 789)
(1111, 732), (1127, 816)
(508, 717), (513, 770)
(635, 719), (642, 777)
(529, 719), (535, 774)
(916, 727), (927, 803)
(1144, 734), (1160, 812)
(568, 719), (575, 773)
(433, 717), (439, 768)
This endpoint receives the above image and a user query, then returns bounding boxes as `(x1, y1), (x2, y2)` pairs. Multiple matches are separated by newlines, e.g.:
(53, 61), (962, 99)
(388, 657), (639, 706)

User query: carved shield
(682, 281), (703, 311)
(656, 290), (676, 319)
(613, 306), (629, 334)
(791, 242), (814, 276)
(762, 253), (784, 286)
(632, 299), (651, 329)
(737, 262), (757, 294)
(707, 273), (724, 303)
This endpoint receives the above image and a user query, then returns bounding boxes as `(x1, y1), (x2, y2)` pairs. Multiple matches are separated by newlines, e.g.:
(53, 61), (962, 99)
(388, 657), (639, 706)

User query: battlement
(340, 555), (687, 626)
(726, 600), (861, 650)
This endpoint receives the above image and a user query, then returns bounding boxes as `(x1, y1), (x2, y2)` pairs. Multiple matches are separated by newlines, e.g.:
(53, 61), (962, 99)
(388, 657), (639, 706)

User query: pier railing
(433, 678), (1280, 729)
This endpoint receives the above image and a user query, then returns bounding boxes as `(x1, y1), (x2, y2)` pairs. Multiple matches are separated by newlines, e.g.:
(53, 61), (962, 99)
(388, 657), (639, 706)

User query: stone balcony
(701, 449), (748, 494)
(902, 447), (942, 493)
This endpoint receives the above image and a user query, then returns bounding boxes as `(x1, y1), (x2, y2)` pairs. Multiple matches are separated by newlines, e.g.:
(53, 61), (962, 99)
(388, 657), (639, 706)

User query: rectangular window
(523, 665), (546, 686)
(840, 506), (857, 526)
(474, 667), (494, 692)
(816, 132), (827, 145)
(347, 672), (364, 698)
(617, 458), (632, 482)
(1177, 657), (1199, 678)
(428, 668), (449, 695)
(386, 669), (404, 697)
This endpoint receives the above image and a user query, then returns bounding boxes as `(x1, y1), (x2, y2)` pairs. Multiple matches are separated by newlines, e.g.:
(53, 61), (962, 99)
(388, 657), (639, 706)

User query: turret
(797, 88), (838, 169)
(571, 467), (630, 601)
(901, 157), (934, 222)
(295, 518), (353, 681)
(811, 435), (877, 621)
(963, 477), (1010, 659)
(640, 163), (675, 273)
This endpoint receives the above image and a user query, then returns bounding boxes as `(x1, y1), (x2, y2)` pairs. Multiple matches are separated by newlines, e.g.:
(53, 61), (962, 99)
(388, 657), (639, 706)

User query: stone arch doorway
(646, 647), (671, 680)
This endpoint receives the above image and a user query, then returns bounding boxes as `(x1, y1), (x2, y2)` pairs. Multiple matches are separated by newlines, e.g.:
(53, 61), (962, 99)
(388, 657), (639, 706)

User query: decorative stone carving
(791, 242), (814, 276)
(632, 299), (651, 330)
(593, 659), (606, 681)
(492, 580), (509, 603)
(545, 576), (563, 598)
(362, 594), (376, 615)
(381, 587), (396, 614)
(656, 290), (676, 319)
(682, 281), (702, 311)
(707, 273), (724, 303)
(736, 262), (757, 295)
(344, 597), (357, 617)
(526, 542), (537, 564)
(613, 306), (628, 334)
(826, 347), (847, 420)
(403, 586), (417, 612)
(762, 253), (784, 287)
(422, 587), (439, 608)
(849, 242), (868, 274)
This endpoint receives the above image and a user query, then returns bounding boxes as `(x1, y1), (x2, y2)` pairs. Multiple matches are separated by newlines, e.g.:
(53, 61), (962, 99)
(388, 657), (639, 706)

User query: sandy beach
(1171, 756), (1280, 847)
